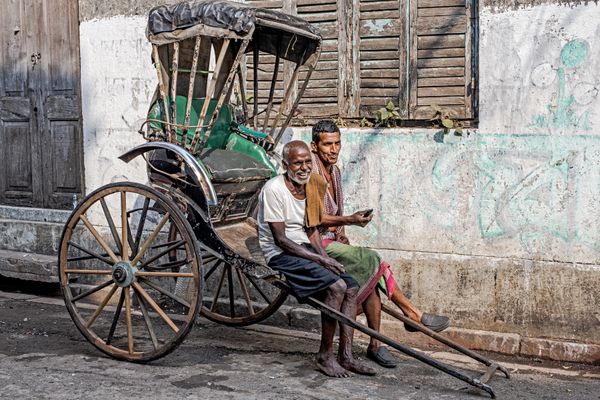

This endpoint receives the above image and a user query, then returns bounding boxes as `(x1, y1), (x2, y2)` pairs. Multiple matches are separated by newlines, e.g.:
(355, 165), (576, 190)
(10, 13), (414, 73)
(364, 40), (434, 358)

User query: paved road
(0, 283), (599, 400)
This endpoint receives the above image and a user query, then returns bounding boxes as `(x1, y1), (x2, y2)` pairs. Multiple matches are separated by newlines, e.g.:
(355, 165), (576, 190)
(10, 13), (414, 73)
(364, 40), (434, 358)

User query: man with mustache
(307, 119), (449, 369)
(257, 140), (375, 378)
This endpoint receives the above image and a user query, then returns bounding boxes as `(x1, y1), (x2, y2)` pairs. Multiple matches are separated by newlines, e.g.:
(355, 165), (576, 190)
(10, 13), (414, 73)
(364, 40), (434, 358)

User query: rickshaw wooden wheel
(199, 255), (288, 327)
(59, 182), (202, 362)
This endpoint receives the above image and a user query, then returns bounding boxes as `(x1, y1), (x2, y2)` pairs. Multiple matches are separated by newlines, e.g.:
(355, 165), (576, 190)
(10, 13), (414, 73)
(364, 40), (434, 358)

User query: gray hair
(281, 140), (309, 164)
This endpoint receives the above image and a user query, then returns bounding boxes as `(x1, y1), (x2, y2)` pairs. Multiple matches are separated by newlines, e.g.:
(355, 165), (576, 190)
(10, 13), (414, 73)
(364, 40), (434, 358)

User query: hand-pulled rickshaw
(58, 1), (508, 397)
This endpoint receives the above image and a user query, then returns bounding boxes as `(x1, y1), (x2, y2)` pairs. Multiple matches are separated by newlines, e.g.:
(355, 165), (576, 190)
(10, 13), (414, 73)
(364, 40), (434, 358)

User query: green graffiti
(560, 39), (589, 68)
(532, 39), (592, 131)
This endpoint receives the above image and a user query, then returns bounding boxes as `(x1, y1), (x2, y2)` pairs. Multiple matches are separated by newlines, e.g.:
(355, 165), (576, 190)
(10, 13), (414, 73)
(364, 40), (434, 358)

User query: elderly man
(257, 140), (375, 378)
(307, 119), (449, 369)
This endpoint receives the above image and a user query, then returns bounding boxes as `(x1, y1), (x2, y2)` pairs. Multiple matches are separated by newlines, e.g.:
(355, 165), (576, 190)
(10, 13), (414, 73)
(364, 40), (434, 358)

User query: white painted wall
(80, 16), (152, 192)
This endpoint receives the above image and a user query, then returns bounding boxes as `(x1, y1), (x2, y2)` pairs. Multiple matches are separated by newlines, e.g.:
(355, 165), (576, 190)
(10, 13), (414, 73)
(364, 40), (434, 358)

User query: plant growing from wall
(430, 104), (464, 136)
(375, 100), (401, 127)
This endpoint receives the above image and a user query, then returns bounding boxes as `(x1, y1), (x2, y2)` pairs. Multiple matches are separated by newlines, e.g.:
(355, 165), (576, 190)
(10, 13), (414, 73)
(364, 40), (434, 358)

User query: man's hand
(337, 234), (350, 245)
(349, 209), (373, 227)
(318, 255), (346, 275)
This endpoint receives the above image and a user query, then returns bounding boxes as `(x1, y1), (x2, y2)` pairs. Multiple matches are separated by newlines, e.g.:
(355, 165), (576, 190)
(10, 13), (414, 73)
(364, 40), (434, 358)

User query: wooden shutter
(358, 0), (406, 117)
(295, 0), (342, 120)
(409, 0), (474, 120)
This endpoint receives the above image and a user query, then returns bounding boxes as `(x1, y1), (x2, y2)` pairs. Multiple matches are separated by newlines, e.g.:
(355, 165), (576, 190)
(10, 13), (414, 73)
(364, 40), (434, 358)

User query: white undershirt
(257, 175), (310, 263)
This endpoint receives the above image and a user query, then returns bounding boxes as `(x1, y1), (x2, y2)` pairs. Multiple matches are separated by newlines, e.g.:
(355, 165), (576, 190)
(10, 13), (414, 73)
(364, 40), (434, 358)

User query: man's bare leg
(316, 279), (350, 378)
(390, 286), (422, 322)
(362, 290), (382, 351)
(337, 287), (376, 375)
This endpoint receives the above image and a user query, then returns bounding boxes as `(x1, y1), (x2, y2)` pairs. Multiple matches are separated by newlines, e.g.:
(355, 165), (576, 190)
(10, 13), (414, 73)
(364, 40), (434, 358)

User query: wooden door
(0, 0), (83, 209)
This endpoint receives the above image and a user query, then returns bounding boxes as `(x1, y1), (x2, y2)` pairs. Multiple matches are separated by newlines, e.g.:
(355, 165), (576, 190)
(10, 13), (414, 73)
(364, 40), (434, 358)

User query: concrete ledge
(521, 337), (600, 365)
(0, 250), (58, 283)
(265, 304), (600, 365)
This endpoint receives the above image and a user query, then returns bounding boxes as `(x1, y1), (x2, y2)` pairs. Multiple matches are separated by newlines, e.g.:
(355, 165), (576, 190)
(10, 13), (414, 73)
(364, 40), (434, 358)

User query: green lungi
(324, 241), (388, 297)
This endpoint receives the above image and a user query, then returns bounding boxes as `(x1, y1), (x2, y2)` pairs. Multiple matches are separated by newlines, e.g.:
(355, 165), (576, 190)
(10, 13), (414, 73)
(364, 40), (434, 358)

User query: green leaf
(391, 111), (400, 117)
(386, 100), (395, 111)
(441, 118), (454, 129)
(454, 127), (463, 136)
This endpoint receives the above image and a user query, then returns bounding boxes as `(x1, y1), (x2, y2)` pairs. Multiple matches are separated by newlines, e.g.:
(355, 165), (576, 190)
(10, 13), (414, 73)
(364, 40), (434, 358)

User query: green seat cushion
(225, 133), (276, 177)
(199, 148), (272, 183)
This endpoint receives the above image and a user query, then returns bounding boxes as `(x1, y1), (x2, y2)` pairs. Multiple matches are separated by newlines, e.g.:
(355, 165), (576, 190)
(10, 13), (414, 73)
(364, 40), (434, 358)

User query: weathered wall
(78, 1), (600, 353)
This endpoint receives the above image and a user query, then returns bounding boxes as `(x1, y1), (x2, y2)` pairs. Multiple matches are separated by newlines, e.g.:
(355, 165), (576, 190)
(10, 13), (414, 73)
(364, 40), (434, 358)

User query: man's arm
(320, 210), (373, 228)
(269, 222), (345, 275)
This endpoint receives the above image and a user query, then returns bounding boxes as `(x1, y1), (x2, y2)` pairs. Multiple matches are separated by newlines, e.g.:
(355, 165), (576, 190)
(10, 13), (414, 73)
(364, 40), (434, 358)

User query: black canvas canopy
(147, 0), (321, 64)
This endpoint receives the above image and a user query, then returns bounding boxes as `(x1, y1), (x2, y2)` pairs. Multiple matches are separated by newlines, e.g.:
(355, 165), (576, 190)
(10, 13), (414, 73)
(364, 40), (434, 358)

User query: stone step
(0, 249), (58, 283)
(0, 205), (70, 256)
(0, 219), (65, 256)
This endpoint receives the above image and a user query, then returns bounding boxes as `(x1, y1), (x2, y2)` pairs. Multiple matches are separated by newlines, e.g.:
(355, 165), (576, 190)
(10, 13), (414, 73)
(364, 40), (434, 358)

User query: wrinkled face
(284, 146), (313, 185)
(312, 131), (341, 166)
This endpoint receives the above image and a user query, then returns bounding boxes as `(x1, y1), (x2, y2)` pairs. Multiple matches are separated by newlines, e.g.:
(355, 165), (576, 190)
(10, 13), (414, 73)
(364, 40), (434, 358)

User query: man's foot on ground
(338, 357), (377, 376)
(315, 354), (351, 378)
(366, 346), (398, 368)
(405, 313), (449, 333)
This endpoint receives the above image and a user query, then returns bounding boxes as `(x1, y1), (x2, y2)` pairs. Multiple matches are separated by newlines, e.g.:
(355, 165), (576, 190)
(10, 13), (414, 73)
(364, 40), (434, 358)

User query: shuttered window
(358, 0), (404, 117)
(296, 0), (341, 120)
(408, 0), (474, 120)
(244, 0), (476, 124)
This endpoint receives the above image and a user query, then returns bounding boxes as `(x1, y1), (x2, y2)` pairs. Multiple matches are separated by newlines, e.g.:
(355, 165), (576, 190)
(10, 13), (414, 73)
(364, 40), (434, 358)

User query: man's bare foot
(315, 354), (351, 378)
(338, 357), (377, 376)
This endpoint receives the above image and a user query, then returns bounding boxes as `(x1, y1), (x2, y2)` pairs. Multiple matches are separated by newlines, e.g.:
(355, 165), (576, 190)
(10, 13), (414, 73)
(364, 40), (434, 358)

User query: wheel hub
(112, 261), (137, 287)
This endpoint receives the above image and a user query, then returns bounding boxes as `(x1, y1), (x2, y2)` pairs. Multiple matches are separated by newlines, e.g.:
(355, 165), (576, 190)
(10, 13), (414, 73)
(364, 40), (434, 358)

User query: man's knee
(328, 278), (347, 298)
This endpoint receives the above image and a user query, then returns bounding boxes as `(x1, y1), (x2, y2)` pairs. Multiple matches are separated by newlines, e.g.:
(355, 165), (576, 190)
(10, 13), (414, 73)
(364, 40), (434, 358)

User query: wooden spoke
(227, 265), (235, 318)
(85, 284), (118, 329)
(138, 240), (186, 270)
(64, 269), (112, 275)
(246, 274), (273, 305)
(135, 271), (194, 278)
(150, 239), (184, 250)
(204, 260), (223, 280)
(132, 282), (179, 333)
(236, 267), (255, 316)
(68, 241), (114, 266)
(106, 288), (125, 345)
(147, 258), (191, 271)
(72, 280), (114, 302)
(130, 212), (170, 267)
(121, 192), (129, 261)
(210, 265), (227, 312)
(100, 197), (122, 254)
(134, 291), (159, 350)
(79, 214), (119, 263)
(133, 198), (150, 255)
(124, 287), (134, 354)
(138, 277), (191, 308)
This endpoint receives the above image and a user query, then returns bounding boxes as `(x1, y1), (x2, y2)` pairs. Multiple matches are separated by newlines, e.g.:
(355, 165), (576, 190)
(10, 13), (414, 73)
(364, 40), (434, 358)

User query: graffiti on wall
(531, 39), (597, 131)
(417, 135), (600, 254)
(338, 132), (600, 256)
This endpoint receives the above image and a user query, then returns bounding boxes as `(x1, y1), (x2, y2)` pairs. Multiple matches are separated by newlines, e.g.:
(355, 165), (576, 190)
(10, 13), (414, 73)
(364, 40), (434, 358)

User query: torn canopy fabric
(147, 0), (321, 64)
